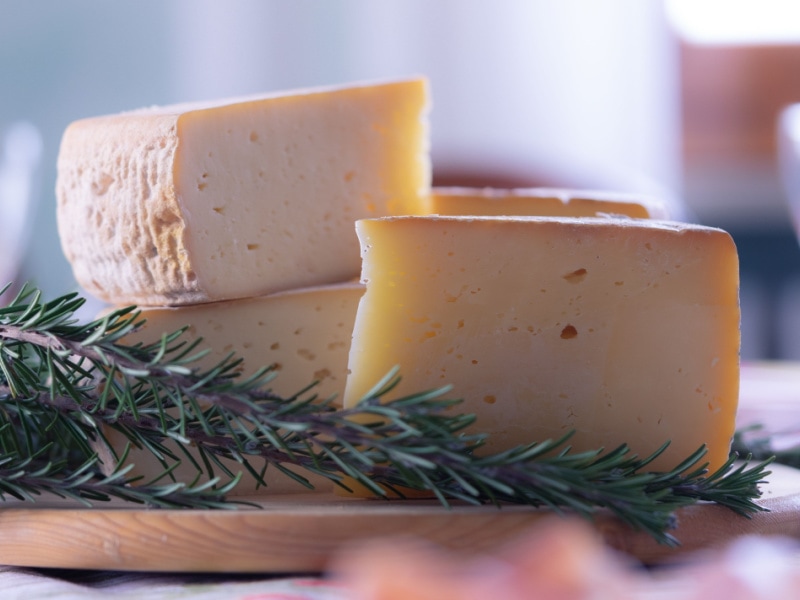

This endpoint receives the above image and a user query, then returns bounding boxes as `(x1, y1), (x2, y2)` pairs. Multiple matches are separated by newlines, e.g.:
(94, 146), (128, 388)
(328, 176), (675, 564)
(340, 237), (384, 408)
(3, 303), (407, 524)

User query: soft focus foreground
(333, 518), (800, 600)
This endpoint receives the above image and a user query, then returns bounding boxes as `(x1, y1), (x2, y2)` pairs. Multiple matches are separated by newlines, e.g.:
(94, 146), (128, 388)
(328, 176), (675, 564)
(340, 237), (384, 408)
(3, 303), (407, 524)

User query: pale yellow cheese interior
(430, 187), (670, 219)
(343, 216), (740, 473)
(100, 283), (363, 495)
(57, 78), (430, 306)
(118, 282), (363, 403)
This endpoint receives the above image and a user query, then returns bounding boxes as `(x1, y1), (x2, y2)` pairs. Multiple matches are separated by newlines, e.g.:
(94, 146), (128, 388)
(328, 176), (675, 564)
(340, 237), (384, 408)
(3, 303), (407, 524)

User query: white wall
(171, 0), (681, 201)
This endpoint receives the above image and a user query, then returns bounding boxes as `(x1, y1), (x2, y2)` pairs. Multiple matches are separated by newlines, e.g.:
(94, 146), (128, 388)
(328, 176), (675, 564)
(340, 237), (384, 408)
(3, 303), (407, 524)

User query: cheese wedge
(57, 78), (430, 306)
(430, 187), (670, 219)
(97, 283), (363, 495)
(343, 216), (740, 473)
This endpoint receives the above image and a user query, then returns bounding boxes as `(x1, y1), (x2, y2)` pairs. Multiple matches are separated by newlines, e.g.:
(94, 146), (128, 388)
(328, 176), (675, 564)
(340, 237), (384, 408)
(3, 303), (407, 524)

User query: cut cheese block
(56, 78), (430, 306)
(97, 283), (363, 495)
(430, 187), (670, 219)
(343, 216), (740, 473)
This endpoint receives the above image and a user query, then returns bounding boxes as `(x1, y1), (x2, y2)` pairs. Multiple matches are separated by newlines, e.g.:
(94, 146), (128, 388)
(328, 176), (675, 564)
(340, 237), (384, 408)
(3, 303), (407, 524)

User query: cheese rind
(57, 78), (430, 306)
(344, 216), (740, 473)
(430, 187), (670, 219)
(99, 283), (363, 495)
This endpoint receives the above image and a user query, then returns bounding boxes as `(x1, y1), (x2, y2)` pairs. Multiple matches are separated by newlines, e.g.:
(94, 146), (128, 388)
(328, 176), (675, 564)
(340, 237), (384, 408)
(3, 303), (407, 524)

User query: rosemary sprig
(0, 283), (773, 545)
(0, 448), (244, 509)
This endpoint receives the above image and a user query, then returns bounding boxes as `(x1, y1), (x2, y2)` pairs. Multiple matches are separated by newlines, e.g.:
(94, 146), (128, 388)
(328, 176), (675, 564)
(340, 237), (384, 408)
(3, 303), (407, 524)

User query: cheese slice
(98, 283), (363, 495)
(56, 78), (430, 306)
(343, 216), (740, 473)
(430, 187), (670, 219)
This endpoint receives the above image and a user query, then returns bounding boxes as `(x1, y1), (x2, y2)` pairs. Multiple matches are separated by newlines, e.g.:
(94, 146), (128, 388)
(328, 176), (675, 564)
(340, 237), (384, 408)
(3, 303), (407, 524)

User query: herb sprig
(0, 283), (772, 545)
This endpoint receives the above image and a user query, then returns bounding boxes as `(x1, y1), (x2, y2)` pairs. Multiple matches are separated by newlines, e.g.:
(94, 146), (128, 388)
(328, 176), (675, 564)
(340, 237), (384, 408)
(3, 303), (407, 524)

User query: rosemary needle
(0, 283), (773, 545)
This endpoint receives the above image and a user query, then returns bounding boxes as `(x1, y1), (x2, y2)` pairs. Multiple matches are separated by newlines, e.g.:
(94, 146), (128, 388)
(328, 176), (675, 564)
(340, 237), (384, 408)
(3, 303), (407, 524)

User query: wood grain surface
(0, 462), (797, 573)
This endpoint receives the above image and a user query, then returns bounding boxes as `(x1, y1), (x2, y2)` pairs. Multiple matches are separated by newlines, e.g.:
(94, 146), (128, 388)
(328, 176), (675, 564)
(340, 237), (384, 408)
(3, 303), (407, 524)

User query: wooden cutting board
(0, 462), (797, 573)
(0, 361), (797, 573)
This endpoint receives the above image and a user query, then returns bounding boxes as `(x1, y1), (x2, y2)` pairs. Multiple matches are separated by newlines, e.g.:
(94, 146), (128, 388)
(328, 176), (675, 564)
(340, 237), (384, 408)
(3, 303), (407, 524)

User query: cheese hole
(483, 395), (496, 405)
(270, 342), (280, 350)
(344, 171), (356, 182)
(249, 131), (259, 142)
(213, 206), (225, 215)
(246, 243), (259, 251)
(314, 368), (332, 381)
(560, 325), (578, 339)
(563, 268), (587, 283)
(297, 349), (316, 361)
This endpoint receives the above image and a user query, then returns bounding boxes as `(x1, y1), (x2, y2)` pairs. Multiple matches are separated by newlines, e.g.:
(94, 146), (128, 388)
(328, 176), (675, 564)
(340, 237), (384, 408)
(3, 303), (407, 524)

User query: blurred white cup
(0, 121), (41, 299)
(778, 104), (800, 238)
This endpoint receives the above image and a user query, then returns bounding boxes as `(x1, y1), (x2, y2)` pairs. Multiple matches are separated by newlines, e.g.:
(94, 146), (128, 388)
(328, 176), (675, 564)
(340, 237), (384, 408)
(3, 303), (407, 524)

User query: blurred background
(2, 0), (800, 360)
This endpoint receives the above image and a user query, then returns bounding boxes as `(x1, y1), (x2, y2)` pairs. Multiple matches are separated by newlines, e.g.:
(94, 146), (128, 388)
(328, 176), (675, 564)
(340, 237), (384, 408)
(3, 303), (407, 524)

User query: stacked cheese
(56, 78), (431, 494)
(57, 76), (740, 496)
